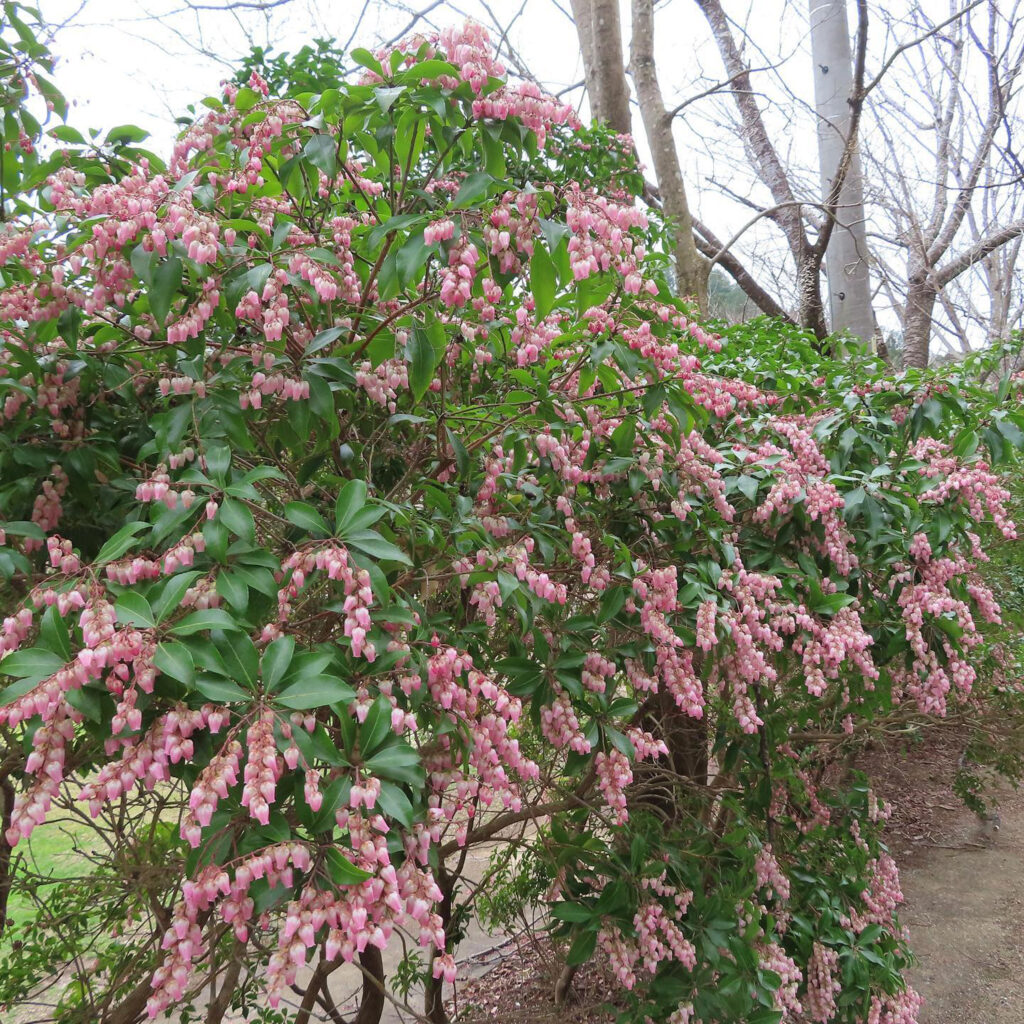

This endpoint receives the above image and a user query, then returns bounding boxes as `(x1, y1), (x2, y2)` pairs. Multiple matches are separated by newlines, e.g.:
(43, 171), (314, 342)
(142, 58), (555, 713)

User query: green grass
(7, 814), (93, 929)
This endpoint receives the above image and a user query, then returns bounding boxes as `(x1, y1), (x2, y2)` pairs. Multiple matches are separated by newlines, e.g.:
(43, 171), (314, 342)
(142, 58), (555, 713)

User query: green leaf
(537, 217), (569, 254)
(194, 676), (251, 702)
(0, 647), (65, 682)
(275, 675), (356, 710)
(597, 586), (627, 624)
(530, 243), (556, 319)
(364, 743), (424, 786)
(453, 171), (493, 208)
(549, 902), (595, 923)
(736, 474), (760, 502)
(226, 263), (275, 310)
(335, 479), (368, 534)
(171, 608), (243, 635)
(284, 501), (331, 537)
(151, 571), (203, 624)
(843, 486), (866, 518)
(150, 255), (183, 327)
(747, 1012), (783, 1024)
(367, 213), (425, 250)
(95, 521), (150, 565)
(221, 634), (260, 687)
(215, 571), (249, 611)
(407, 325), (441, 402)
(40, 605), (71, 661)
(303, 133), (337, 178)
(154, 642), (195, 686)
(359, 698), (394, 759)
(374, 85), (406, 113)
(350, 48), (383, 76)
(811, 592), (857, 615)
(218, 497), (255, 542)
(995, 416), (1024, 447)
(604, 726), (636, 759)
(396, 232), (430, 286)
(566, 929), (597, 966)
(376, 781), (414, 827)
(0, 521), (45, 541)
(105, 124), (150, 145)
(325, 847), (373, 886)
(65, 684), (103, 722)
(204, 519), (229, 564)
(346, 530), (411, 565)
(261, 636), (295, 691)
(115, 591), (156, 629)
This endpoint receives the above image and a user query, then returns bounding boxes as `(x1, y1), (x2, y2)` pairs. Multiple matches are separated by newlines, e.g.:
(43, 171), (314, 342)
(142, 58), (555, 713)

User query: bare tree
(810, 0), (876, 343)
(566, 0), (712, 307)
(864, 0), (1024, 366)
(692, 0), (873, 341)
(568, 0), (631, 133)
(47, 0), (1024, 362)
(629, 0), (710, 307)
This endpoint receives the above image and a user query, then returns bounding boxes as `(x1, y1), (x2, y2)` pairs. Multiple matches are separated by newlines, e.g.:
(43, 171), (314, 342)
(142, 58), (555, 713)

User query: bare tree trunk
(569, 0), (632, 134)
(809, 0), (875, 343)
(355, 947), (386, 1024)
(694, 0), (810, 268)
(903, 276), (937, 368)
(0, 774), (12, 937)
(694, 0), (829, 335)
(798, 257), (829, 344)
(630, 0), (709, 308)
(424, 867), (454, 1024)
(554, 962), (580, 1005)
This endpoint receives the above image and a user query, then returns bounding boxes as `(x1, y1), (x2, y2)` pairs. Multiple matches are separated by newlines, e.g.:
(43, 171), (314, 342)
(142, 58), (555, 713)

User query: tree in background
(866, 0), (1024, 366)
(566, 0), (1024, 364)
(808, 0), (875, 345)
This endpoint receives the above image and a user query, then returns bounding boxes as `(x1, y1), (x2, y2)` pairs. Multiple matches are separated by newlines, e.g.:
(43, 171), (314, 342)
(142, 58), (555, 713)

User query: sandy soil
(899, 786), (1024, 1024)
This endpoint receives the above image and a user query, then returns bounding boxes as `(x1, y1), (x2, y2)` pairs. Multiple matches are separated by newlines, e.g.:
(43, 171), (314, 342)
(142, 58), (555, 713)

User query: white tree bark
(809, 0), (876, 343)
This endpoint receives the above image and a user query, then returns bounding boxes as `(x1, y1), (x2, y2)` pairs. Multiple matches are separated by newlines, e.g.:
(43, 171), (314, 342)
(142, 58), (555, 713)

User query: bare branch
(863, 1), (985, 98)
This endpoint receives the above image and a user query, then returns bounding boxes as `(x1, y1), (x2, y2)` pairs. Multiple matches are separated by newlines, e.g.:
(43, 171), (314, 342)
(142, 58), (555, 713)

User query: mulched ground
(448, 721), (995, 1023)
(450, 931), (620, 1023)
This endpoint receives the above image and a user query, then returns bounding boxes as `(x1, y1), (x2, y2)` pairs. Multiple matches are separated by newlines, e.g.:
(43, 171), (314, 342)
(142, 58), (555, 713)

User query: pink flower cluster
(275, 544), (376, 660)
(754, 843), (791, 901)
(805, 941), (841, 1022)
(595, 748), (632, 824)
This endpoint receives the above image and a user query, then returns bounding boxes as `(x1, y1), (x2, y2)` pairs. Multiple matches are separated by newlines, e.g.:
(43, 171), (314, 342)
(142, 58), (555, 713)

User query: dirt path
(898, 781), (1024, 1024)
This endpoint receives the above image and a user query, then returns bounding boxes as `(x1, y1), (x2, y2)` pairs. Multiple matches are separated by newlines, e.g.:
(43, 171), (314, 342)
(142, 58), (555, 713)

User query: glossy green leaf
(115, 591), (156, 629)
(346, 529), (411, 565)
(325, 847), (373, 885)
(154, 642), (195, 686)
(171, 608), (243, 635)
(261, 636), (295, 692)
(95, 521), (150, 565)
(335, 479), (368, 534)
(275, 675), (356, 710)
(284, 501), (331, 537)
(407, 324), (441, 402)
(150, 255), (183, 327)
(0, 647), (65, 683)
(530, 243), (556, 319)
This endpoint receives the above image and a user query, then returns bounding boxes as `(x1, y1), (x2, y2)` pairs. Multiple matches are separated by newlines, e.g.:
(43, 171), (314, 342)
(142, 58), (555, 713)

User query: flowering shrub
(1, 17), (1023, 1024)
